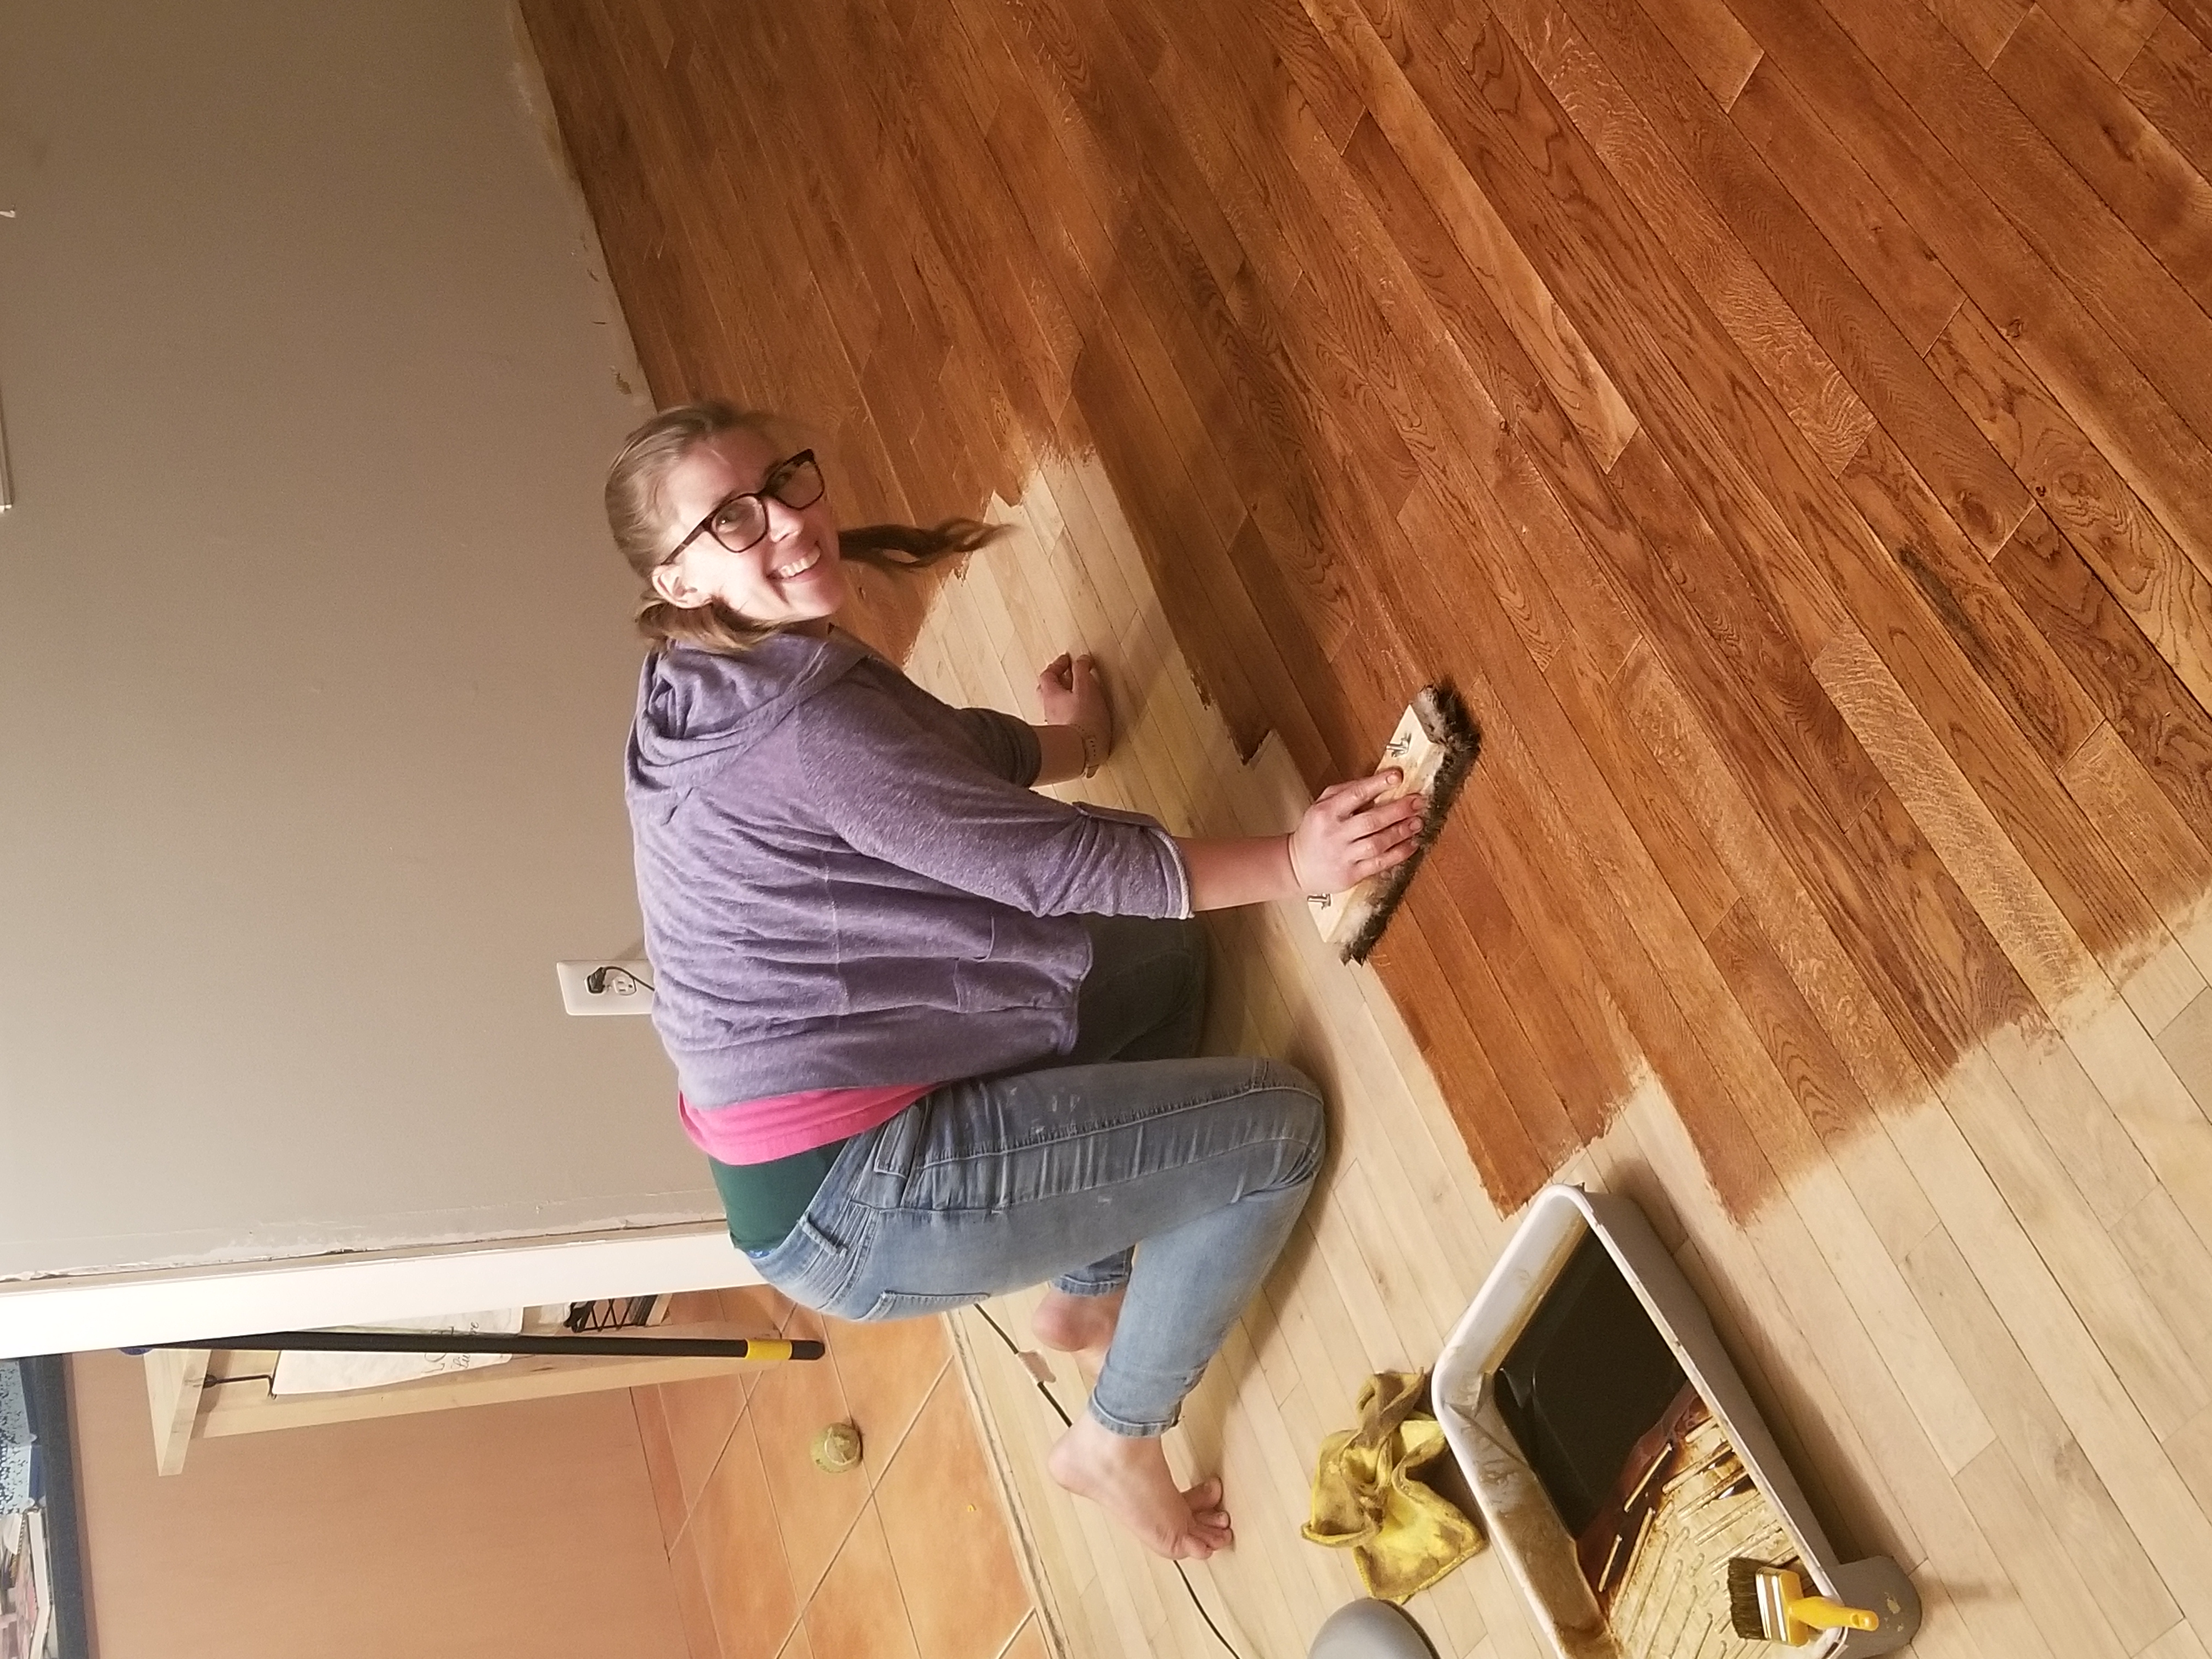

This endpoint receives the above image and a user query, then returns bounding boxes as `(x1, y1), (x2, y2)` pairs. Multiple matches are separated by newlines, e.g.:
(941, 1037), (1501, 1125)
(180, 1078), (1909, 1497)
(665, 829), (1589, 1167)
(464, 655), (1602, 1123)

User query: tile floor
(635, 1288), (1043, 1659)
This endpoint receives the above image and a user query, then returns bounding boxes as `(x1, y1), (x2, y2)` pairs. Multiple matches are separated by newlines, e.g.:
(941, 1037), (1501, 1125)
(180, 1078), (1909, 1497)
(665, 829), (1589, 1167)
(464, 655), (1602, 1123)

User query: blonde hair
(605, 400), (1005, 656)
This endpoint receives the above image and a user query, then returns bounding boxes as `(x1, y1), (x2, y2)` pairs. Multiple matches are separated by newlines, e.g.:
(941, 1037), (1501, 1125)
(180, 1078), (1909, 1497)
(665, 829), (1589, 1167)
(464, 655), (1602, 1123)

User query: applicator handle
(1790, 1596), (1882, 1633)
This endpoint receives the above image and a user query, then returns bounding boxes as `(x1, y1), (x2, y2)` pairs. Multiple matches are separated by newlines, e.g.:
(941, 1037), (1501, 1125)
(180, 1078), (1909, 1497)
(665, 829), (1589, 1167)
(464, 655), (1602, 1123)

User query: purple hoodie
(625, 633), (1193, 1106)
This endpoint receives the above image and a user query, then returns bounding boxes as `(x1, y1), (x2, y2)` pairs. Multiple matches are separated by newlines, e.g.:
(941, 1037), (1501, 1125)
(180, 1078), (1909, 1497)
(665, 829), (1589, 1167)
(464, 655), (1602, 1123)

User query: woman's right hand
(1036, 652), (1113, 759)
(1286, 771), (1428, 896)
(1177, 771), (1430, 911)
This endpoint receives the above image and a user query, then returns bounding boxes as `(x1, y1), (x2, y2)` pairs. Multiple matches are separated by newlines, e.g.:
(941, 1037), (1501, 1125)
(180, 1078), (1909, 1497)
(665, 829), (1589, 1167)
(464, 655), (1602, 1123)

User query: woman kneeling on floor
(610, 402), (1423, 1559)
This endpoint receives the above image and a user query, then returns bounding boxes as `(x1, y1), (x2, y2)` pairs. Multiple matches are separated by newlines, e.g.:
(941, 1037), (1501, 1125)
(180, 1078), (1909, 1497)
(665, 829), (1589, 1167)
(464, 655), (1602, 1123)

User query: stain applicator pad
(1308, 684), (1482, 965)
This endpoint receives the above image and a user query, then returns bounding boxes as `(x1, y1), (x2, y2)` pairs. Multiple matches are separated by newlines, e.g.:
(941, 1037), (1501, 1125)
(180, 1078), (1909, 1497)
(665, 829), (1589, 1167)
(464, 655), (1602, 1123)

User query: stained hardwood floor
(521, 1), (2212, 1655)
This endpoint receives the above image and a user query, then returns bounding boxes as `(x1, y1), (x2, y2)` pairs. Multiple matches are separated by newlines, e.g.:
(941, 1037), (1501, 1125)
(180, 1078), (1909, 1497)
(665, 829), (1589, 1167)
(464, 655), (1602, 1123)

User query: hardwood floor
(522, 1), (2212, 1655)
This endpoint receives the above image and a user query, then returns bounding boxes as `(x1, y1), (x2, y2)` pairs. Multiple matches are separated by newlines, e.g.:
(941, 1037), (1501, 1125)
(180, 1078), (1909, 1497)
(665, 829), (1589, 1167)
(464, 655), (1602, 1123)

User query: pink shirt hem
(680, 1084), (933, 1165)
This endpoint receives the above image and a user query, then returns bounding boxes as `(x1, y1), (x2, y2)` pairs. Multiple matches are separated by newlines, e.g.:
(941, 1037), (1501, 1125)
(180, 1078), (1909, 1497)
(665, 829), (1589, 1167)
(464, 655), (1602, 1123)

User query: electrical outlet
(555, 960), (656, 1017)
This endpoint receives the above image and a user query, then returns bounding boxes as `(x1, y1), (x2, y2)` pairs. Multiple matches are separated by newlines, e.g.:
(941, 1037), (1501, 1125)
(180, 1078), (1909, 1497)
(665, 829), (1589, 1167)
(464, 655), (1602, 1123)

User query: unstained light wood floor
(522, 0), (2212, 1655)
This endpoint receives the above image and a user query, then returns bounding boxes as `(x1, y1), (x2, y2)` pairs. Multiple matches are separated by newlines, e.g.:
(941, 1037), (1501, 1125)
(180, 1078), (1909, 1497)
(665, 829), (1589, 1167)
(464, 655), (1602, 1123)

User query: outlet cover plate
(555, 960), (656, 1017)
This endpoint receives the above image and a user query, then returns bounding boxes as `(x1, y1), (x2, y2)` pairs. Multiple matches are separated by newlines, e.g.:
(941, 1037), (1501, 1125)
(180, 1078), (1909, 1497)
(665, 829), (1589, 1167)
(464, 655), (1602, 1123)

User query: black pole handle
(128, 1330), (825, 1361)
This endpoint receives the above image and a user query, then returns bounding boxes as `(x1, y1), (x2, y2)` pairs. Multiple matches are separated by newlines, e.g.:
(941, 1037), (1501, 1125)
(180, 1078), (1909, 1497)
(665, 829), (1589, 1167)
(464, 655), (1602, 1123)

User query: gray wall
(0, 1), (717, 1277)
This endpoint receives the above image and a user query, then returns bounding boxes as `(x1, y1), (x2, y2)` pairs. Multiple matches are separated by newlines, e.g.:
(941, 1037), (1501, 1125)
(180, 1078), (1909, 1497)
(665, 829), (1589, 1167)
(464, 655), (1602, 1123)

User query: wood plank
(2038, 0), (2169, 76)
(1244, 895), (1504, 1289)
(1815, 0), (2212, 445)
(1374, 910), (1562, 1207)
(1900, 1049), (2212, 1639)
(2061, 724), (2212, 990)
(1066, 343), (1278, 764)
(1633, 0), (1764, 104)
(1335, 132), (1758, 959)
(1088, 24), (1435, 682)
(1990, 8), (2212, 318)
(1839, 427), (2102, 770)
(1701, 900), (1927, 1244)
(1237, 0), (1371, 153)
(1614, 639), (1942, 1135)
(1486, 0), (1877, 476)
(1955, 1440), (2130, 1659)
(1530, 0), (2032, 548)
(2111, 1183), (2212, 1387)
(1431, 635), (1827, 1223)
(1410, 12), (1855, 654)
(722, 7), (985, 514)
(1666, 1171), (1929, 1571)
(1415, 0), (2026, 832)
(707, 55), (883, 408)
(1138, 9), (1528, 612)
(1402, 872), (1591, 1166)
(1805, 552), (2193, 1026)
(2122, 11), (2212, 180)
(2174, 0), (2212, 49)
(1457, 725), (1781, 1213)
(960, 3), (1265, 524)
(1901, 1226), (2185, 1654)
(1770, 462), (2183, 1015)
(1387, 755), (1643, 1155)
(1167, 0), (1699, 911)
(2166, 988), (2212, 1109)
(1297, 0), (1644, 467)
(1384, 487), (1805, 1203)
(1075, 206), (1378, 692)
(1931, 308), (2212, 687)
(1993, 509), (2212, 849)
(1740, 1137), (2002, 1479)
(897, 42), (1085, 460)
(1719, 0), (2212, 574)
(1555, 653), (1741, 943)
(970, 81), (1358, 728)
(1336, 115), (1632, 550)
(1811, 629), (2185, 1212)
(1920, 0), (2031, 64)
(1614, 674), (2200, 1528)
(1728, 60), (1965, 355)
(1975, 1018), (2212, 1433)
(1603, 433), (2035, 1076)
(2140, 1623), (2212, 1659)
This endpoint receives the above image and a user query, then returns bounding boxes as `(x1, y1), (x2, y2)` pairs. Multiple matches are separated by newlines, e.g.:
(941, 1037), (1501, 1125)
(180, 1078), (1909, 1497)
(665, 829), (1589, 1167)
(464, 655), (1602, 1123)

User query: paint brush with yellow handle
(1728, 1558), (1882, 1645)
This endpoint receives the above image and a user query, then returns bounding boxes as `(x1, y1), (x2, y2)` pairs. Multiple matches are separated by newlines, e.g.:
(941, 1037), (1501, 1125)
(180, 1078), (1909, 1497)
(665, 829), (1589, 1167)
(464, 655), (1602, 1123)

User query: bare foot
(1031, 1286), (1124, 1372)
(1046, 1415), (1233, 1559)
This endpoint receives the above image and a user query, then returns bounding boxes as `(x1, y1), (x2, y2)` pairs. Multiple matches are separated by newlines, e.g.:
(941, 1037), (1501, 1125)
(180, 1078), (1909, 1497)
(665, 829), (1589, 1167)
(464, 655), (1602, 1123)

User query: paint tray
(1431, 1184), (1920, 1659)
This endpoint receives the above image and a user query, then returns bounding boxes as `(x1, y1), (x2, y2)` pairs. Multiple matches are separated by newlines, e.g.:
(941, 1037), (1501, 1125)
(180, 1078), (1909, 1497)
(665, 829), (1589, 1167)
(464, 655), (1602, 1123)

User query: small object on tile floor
(810, 1421), (863, 1474)
(1308, 1598), (1438, 1659)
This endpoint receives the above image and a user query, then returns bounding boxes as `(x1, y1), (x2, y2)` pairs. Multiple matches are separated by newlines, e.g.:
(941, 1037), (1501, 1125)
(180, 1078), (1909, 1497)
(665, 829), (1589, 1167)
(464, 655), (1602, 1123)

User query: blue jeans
(746, 915), (1327, 1437)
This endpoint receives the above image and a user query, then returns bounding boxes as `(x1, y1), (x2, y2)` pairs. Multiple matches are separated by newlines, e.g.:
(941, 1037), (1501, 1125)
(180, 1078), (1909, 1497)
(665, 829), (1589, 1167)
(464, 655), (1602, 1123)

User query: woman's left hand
(1037, 652), (1114, 759)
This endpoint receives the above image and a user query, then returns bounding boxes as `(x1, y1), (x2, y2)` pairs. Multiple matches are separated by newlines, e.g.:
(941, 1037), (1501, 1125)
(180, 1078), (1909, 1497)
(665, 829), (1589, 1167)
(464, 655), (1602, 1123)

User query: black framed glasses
(662, 450), (826, 563)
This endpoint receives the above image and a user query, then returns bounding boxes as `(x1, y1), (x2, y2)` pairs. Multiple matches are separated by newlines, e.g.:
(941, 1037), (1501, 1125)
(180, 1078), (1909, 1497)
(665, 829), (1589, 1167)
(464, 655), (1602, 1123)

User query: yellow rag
(1304, 1370), (1486, 1602)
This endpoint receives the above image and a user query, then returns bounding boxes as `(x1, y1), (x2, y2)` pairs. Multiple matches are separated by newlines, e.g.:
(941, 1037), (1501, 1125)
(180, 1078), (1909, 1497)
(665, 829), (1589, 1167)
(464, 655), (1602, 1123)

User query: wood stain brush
(1308, 684), (1481, 964)
(1726, 1558), (1880, 1645)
